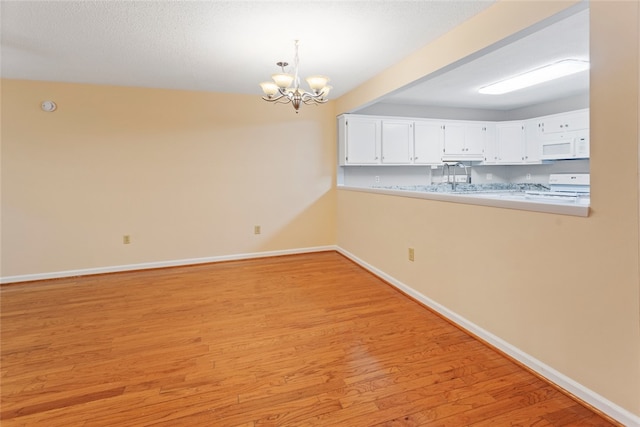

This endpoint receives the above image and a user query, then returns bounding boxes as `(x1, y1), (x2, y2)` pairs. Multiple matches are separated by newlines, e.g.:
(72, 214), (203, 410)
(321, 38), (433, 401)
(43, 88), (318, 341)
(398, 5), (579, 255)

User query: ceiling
(1, 1), (588, 111)
(0, 0), (496, 99)
(380, 7), (589, 111)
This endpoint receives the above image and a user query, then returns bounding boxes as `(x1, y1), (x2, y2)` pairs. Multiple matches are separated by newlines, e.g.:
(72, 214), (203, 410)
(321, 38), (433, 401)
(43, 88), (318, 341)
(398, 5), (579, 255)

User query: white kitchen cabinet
(442, 121), (487, 160)
(413, 120), (444, 165)
(495, 122), (526, 164)
(484, 120), (542, 165)
(381, 120), (413, 164)
(338, 115), (381, 165)
(338, 109), (587, 168)
(537, 109), (589, 135)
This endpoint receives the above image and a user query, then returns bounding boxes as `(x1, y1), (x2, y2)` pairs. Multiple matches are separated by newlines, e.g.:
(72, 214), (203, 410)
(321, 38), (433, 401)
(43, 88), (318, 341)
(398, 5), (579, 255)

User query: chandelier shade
(259, 82), (279, 97)
(306, 75), (330, 92)
(272, 73), (295, 89)
(260, 40), (331, 113)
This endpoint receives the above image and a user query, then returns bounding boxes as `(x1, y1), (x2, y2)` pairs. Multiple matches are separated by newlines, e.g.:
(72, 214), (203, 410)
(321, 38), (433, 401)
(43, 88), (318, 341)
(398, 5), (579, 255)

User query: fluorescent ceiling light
(478, 59), (590, 95)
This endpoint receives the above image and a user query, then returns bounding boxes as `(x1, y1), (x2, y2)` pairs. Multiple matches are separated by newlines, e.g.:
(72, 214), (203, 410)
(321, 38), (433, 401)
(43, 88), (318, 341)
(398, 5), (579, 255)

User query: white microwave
(541, 135), (589, 160)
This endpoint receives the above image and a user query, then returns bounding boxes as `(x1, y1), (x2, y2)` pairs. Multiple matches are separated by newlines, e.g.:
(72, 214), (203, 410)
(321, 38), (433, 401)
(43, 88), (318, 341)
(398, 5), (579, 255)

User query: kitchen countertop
(372, 183), (550, 193)
(339, 183), (590, 217)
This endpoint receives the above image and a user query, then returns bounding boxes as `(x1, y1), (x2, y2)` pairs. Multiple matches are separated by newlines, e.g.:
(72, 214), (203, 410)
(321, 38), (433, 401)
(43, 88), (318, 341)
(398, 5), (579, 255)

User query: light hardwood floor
(1, 251), (618, 426)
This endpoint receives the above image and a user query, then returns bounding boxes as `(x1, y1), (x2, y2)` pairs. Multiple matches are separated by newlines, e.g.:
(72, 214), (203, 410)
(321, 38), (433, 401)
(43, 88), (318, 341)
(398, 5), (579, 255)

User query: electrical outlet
(123, 235), (131, 244)
(526, 173), (532, 180)
(254, 225), (261, 235)
(486, 173), (493, 180)
(408, 248), (415, 262)
(374, 176), (380, 183)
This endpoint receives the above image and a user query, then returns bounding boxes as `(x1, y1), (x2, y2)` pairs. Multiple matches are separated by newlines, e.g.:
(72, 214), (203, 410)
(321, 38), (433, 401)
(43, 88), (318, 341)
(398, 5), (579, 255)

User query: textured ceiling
(0, 0), (496, 98)
(383, 7), (589, 110)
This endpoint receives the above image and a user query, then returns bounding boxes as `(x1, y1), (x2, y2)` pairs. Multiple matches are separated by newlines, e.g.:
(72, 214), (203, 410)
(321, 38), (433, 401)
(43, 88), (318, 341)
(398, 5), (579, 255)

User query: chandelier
(259, 40), (331, 113)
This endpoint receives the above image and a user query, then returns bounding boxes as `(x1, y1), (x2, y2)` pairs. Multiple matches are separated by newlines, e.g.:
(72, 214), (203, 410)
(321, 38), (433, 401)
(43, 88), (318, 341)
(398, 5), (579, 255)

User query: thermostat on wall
(41, 101), (57, 112)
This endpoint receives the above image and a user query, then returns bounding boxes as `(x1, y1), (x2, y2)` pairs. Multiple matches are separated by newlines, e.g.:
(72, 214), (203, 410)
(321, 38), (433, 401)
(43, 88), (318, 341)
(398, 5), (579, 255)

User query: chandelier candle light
(260, 40), (331, 113)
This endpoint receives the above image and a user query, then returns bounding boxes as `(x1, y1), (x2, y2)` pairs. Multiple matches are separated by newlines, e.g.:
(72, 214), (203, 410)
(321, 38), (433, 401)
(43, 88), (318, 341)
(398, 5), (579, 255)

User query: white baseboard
(336, 247), (640, 427)
(0, 245), (338, 284)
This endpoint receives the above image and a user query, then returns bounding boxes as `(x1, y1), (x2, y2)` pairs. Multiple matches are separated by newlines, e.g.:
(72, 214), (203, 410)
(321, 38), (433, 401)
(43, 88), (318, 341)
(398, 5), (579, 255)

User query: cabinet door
(524, 118), (541, 163)
(413, 121), (443, 164)
(442, 123), (465, 155)
(381, 120), (413, 164)
(464, 123), (486, 156)
(496, 122), (525, 164)
(345, 117), (381, 164)
(540, 109), (589, 135)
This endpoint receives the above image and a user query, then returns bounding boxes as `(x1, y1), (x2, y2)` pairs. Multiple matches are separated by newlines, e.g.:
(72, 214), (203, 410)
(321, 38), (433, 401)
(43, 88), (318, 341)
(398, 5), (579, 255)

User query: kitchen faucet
(443, 162), (470, 191)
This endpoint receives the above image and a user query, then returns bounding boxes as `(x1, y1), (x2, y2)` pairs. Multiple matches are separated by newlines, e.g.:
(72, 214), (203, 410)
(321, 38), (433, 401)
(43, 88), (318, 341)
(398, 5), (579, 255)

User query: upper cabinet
(495, 122), (526, 164)
(338, 109), (589, 167)
(338, 115), (444, 166)
(538, 109), (589, 135)
(442, 121), (488, 161)
(381, 120), (414, 164)
(413, 120), (444, 165)
(485, 121), (540, 165)
(338, 115), (381, 165)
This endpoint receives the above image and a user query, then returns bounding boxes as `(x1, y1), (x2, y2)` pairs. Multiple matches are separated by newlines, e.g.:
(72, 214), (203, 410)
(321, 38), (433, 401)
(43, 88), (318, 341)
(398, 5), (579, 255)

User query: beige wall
(1, 81), (337, 277)
(337, 0), (640, 418)
(1, 0), (639, 421)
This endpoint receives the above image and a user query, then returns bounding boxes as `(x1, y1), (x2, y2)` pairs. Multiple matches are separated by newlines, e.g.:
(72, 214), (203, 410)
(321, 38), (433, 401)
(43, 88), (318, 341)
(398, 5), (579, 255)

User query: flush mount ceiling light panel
(478, 59), (590, 95)
(259, 40), (331, 113)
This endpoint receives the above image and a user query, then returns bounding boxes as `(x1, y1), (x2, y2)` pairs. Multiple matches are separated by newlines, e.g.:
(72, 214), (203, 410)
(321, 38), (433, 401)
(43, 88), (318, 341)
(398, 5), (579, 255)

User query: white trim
(336, 246), (640, 427)
(0, 245), (338, 284)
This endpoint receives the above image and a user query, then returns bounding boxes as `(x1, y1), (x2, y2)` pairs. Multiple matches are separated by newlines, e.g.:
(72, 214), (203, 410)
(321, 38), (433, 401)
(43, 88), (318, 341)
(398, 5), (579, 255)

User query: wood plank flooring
(1, 251), (618, 426)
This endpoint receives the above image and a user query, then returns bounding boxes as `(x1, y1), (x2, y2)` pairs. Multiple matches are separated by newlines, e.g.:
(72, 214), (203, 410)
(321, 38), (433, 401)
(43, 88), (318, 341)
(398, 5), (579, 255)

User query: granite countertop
(372, 183), (550, 194)
(340, 183), (590, 217)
